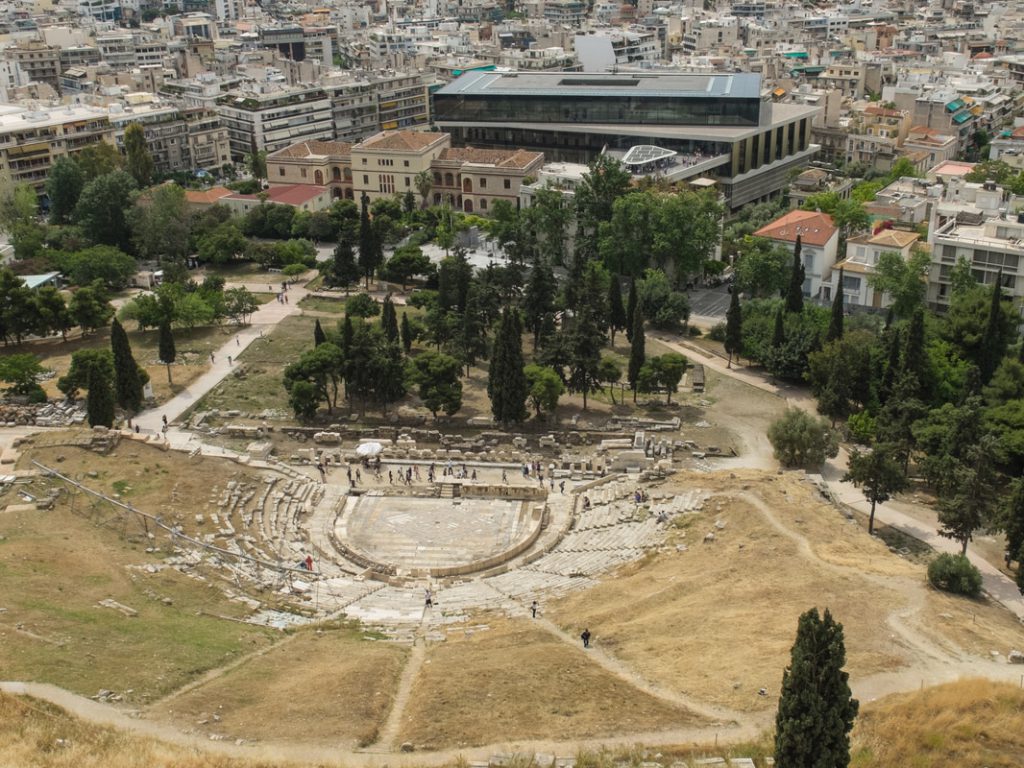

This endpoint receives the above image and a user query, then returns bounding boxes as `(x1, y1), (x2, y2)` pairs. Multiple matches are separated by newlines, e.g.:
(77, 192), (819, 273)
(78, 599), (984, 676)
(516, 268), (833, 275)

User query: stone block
(313, 431), (341, 444)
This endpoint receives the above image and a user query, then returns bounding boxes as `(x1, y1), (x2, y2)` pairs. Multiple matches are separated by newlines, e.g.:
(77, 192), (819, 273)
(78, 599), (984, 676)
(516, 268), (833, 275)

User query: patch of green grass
(298, 295), (347, 314)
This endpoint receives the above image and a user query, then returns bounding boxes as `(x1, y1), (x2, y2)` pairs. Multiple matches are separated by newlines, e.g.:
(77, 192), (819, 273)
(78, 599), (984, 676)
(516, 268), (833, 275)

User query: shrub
(688, 325), (702, 337)
(708, 323), (727, 342)
(927, 553), (982, 597)
(767, 407), (839, 468)
(282, 263), (307, 277)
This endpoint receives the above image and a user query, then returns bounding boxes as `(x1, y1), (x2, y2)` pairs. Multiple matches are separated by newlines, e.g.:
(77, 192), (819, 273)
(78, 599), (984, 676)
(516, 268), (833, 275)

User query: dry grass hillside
(397, 618), (703, 749)
(851, 679), (1024, 768)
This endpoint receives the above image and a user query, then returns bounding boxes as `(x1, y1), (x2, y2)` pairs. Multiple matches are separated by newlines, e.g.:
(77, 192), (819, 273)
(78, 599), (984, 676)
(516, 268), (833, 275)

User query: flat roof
(435, 70), (763, 100)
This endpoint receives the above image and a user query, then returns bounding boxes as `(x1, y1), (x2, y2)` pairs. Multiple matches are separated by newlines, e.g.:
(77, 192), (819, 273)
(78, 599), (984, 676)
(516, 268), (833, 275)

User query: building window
(480, 178), (487, 189)
(504, 178), (511, 189)
(404, 176), (410, 187)
(380, 174), (395, 194)
(301, 168), (307, 178)
(279, 167), (285, 176)
(404, 160), (409, 167)
(480, 198), (488, 211)
(361, 158), (367, 165)
(363, 174), (369, 184)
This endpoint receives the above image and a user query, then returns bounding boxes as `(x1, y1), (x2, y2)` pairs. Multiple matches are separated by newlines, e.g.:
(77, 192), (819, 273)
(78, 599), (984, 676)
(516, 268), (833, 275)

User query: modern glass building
(432, 71), (822, 209)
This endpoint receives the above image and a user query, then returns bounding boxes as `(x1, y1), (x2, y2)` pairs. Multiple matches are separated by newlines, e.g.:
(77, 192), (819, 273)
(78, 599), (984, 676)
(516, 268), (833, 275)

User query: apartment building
(754, 209), (839, 300)
(215, 84), (334, 157)
(266, 131), (543, 210)
(3, 40), (61, 91)
(543, 0), (588, 26)
(682, 18), (740, 54)
(0, 104), (115, 192)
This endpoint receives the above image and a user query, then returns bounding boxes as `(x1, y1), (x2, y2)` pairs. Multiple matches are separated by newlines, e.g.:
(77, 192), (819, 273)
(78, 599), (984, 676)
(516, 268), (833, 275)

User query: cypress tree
(978, 269), (1005, 384)
(328, 240), (360, 289)
(358, 193), (381, 288)
(1003, 476), (1024, 569)
(158, 319), (176, 384)
(86, 364), (115, 428)
(724, 288), (742, 368)
(110, 318), (144, 412)
(772, 306), (785, 348)
(900, 307), (928, 400)
(628, 308), (645, 403)
(400, 312), (413, 354)
(784, 235), (805, 314)
(487, 307), (528, 425)
(774, 607), (858, 768)
(827, 268), (844, 342)
(625, 278), (638, 342)
(381, 295), (399, 343)
(607, 275), (627, 345)
(523, 254), (556, 350)
(878, 327), (902, 405)
(314, 318), (327, 347)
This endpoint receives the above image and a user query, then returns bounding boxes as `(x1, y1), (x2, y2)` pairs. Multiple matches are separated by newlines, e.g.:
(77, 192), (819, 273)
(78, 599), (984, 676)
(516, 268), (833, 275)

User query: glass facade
(432, 93), (760, 126)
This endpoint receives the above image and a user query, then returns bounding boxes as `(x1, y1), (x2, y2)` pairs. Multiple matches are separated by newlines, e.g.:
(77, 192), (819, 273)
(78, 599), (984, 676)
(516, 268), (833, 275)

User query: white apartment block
(216, 85), (334, 157)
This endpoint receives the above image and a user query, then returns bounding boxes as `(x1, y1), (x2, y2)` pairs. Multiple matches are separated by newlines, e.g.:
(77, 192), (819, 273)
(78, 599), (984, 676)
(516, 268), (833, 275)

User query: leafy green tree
(68, 284), (114, 333)
(948, 256), (977, 299)
(283, 343), (345, 414)
(487, 307), (528, 426)
(224, 287), (259, 326)
(131, 183), (191, 263)
(86, 362), (115, 428)
(575, 155), (631, 255)
(768, 408), (839, 468)
(843, 444), (907, 535)
(380, 245), (433, 289)
(288, 380), (319, 421)
(32, 286), (71, 341)
(733, 237), (791, 298)
(124, 123), (154, 188)
(437, 249), (473, 313)
(75, 142), (124, 178)
(636, 268), (689, 330)
(407, 349), (463, 418)
(597, 356), (622, 405)
(454, 284), (489, 373)
(110, 318), (145, 412)
(371, 341), (406, 416)
(57, 349), (111, 399)
(725, 288), (742, 367)
(867, 248), (931, 319)
(345, 293), (379, 318)
(74, 171), (137, 249)
(978, 271), (1009, 384)
(524, 363), (564, 419)
(381, 294), (400, 343)
(784, 236), (805, 313)
(944, 282), (1018, 379)
(56, 245), (137, 289)
(46, 157), (85, 224)
(647, 353), (687, 404)
(196, 221), (246, 264)
(774, 608), (858, 768)
(901, 307), (931, 401)
(938, 434), (1002, 554)
(158, 319), (176, 383)
(414, 169), (433, 209)
(0, 269), (35, 345)
(0, 353), (47, 400)
(827, 269), (844, 342)
(801, 192), (869, 239)
(628, 308), (645, 402)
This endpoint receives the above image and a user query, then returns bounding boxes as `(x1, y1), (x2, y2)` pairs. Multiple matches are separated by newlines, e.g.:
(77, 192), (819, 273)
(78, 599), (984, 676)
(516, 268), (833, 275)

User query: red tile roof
(226, 184), (328, 206)
(437, 146), (543, 169)
(357, 130), (447, 152)
(184, 186), (232, 204)
(754, 210), (837, 247)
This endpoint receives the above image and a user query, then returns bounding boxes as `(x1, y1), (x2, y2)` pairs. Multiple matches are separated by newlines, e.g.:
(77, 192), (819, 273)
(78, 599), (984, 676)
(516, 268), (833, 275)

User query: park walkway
(133, 282), (308, 434)
(657, 332), (1024, 623)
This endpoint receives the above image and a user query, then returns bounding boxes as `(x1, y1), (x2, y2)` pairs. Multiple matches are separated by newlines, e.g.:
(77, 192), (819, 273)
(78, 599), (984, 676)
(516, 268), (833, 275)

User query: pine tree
(86, 363), (115, 428)
(978, 269), (1005, 384)
(774, 607), (858, 768)
(523, 255), (556, 350)
(784, 235), (805, 314)
(607, 276), (627, 345)
(1000, 475), (1024, 568)
(358, 193), (381, 288)
(827, 268), (844, 342)
(457, 284), (488, 374)
(487, 307), (528, 425)
(110, 318), (144, 412)
(900, 307), (928, 400)
(158, 319), (176, 384)
(724, 289), (742, 368)
(328, 240), (360, 289)
(628, 308), (645, 403)
(314, 318), (327, 347)
(400, 312), (413, 354)
(381, 295), (399, 343)
(625, 278), (638, 342)
(772, 306), (785, 348)
(567, 263), (608, 411)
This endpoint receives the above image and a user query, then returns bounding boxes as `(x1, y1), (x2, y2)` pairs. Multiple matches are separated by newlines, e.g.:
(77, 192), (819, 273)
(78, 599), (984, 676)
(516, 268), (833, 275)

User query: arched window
(480, 198), (487, 211)
(463, 199), (473, 213)
(444, 173), (454, 186)
(462, 178), (472, 193)
(434, 172), (442, 184)
(332, 166), (342, 181)
(314, 170), (324, 185)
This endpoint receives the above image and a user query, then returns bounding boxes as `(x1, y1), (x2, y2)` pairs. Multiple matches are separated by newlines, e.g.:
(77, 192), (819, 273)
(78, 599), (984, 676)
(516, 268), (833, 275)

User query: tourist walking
(531, 601), (538, 619)
(581, 628), (591, 648)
